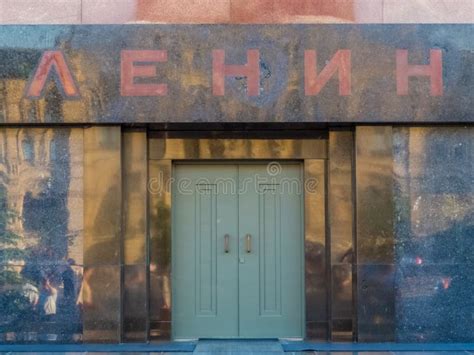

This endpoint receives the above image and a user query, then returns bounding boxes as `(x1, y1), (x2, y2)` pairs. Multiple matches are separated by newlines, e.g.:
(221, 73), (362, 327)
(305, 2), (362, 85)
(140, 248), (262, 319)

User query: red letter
(396, 49), (443, 96)
(212, 49), (260, 96)
(305, 50), (351, 96)
(26, 51), (79, 99)
(121, 50), (168, 96)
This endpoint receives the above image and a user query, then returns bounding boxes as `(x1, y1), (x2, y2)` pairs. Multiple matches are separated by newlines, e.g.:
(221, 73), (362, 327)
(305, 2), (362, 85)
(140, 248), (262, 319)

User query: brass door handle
(245, 234), (252, 253)
(224, 234), (230, 253)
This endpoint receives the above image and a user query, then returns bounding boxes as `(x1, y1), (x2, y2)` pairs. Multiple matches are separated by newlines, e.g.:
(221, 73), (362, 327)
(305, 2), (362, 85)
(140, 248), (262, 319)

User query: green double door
(172, 163), (303, 339)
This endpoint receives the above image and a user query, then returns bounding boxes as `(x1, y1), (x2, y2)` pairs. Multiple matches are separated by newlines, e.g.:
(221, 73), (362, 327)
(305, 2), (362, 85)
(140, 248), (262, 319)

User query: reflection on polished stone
(357, 264), (395, 342)
(82, 265), (120, 342)
(83, 126), (121, 267)
(0, 128), (83, 343)
(356, 126), (394, 265)
(331, 263), (353, 340)
(123, 264), (147, 342)
(393, 127), (474, 342)
(149, 138), (327, 160)
(148, 159), (172, 341)
(123, 131), (147, 265)
(122, 131), (148, 342)
(329, 130), (354, 341)
(304, 159), (327, 340)
(82, 126), (122, 343)
(355, 126), (395, 342)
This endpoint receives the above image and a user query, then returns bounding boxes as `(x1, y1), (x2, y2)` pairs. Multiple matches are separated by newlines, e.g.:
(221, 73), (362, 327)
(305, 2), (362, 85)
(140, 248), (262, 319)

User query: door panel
(259, 184), (282, 316)
(173, 165), (239, 339)
(173, 163), (303, 339)
(238, 164), (303, 338)
(195, 183), (217, 316)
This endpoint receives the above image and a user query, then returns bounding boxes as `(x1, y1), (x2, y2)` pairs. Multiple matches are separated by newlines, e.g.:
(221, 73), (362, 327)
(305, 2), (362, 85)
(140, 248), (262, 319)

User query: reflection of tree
(23, 130), (71, 264)
(0, 185), (30, 315)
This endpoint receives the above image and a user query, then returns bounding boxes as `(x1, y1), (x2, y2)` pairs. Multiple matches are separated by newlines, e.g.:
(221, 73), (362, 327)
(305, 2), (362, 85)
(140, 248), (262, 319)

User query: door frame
(148, 137), (327, 340)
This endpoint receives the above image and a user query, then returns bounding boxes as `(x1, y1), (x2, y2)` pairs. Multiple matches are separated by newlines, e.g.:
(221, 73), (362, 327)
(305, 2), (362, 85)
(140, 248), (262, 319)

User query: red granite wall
(0, 0), (472, 24)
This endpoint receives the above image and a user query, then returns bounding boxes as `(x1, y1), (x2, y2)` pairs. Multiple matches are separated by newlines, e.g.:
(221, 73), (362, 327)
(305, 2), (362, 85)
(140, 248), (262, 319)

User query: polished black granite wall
(0, 25), (472, 124)
(393, 127), (474, 342)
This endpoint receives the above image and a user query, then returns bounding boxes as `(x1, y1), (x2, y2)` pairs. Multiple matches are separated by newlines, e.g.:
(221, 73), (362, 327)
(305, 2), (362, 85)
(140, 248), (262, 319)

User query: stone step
(193, 339), (284, 354)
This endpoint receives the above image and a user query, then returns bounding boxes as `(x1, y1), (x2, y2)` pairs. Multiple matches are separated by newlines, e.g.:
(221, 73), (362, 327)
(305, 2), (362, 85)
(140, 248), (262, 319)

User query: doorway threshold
(194, 339), (284, 353)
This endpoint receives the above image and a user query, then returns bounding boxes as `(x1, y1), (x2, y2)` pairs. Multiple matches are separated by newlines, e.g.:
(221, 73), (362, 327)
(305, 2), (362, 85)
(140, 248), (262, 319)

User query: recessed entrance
(172, 162), (304, 339)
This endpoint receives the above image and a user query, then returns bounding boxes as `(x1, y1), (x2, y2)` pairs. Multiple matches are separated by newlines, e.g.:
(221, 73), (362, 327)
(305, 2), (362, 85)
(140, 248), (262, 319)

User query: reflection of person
(62, 258), (76, 304)
(38, 277), (57, 321)
(22, 281), (39, 308)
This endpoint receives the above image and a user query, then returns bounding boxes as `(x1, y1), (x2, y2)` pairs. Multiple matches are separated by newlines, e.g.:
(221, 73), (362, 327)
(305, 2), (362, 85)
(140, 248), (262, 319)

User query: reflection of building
(0, 128), (83, 264)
